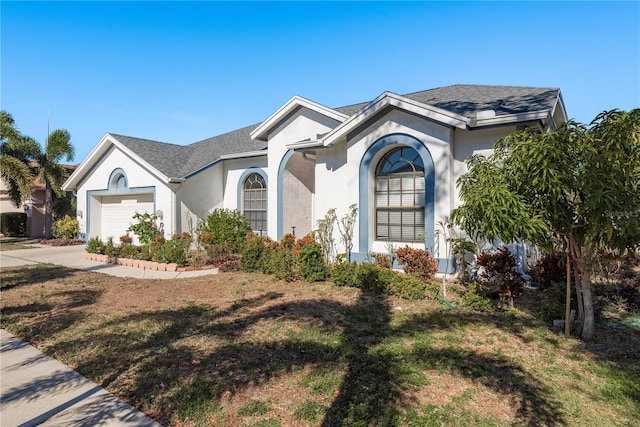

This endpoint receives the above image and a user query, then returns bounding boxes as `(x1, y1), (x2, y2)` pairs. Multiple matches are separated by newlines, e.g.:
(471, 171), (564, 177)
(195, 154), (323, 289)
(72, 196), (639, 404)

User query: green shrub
(386, 274), (429, 300)
(197, 209), (251, 255)
(395, 246), (438, 283)
(52, 215), (79, 239)
(0, 212), (26, 236)
(118, 243), (139, 259)
(138, 244), (152, 261)
(128, 212), (160, 245)
(104, 237), (119, 257)
(460, 282), (493, 311)
(354, 262), (394, 293)
(86, 236), (104, 254)
(330, 262), (358, 287)
(269, 246), (299, 282)
(152, 238), (190, 266)
(538, 281), (570, 322)
(298, 243), (329, 282)
(240, 234), (270, 272)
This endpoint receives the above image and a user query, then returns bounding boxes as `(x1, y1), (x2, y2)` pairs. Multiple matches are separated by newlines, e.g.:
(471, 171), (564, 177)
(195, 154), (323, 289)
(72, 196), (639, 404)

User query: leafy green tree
(0, 111), (36, 206)
(451, 109), (640, 340)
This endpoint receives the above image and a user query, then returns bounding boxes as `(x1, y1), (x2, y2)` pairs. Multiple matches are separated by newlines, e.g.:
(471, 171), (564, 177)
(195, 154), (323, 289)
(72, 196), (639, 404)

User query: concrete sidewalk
(0, 244), (217, 279)
(0, 329), (162, 427)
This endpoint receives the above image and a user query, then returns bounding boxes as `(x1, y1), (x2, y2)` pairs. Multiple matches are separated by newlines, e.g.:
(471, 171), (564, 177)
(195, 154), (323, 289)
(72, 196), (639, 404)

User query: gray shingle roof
(334, 84), (559, 118)
(110, 134), (196, 178)
(110, 84), (560, 179)
(401, 84), (560, 117)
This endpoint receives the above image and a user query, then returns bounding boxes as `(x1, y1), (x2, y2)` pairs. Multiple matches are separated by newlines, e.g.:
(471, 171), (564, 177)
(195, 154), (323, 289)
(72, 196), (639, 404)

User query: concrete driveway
(0, 244), (217, 279)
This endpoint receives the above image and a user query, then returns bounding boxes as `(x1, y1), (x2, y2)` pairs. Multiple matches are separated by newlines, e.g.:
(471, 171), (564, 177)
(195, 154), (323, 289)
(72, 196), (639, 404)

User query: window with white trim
(243, 173), (267, 232)
(375, 146), (425, 242)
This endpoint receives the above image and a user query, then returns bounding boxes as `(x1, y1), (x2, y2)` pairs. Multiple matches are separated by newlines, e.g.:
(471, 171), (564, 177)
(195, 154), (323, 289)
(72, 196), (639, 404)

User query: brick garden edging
(83, 253), (216, 272)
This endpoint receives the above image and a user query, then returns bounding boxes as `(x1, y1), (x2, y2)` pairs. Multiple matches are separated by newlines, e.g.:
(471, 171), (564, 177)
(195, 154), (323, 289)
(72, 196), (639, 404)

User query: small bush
(119, 234), (133, 244)
(86, 236), (104, 254)
(52, 215), (79, 239)
(395, 246), (438, 283)
(128, 212), (160, 245)
(354, 262), (393, 293)
(372, 253), (393, 269)
(280, 233), (296, 251)
(477, 247), (524, 306)
(0, 212), (26, 236)
(538, 281), (571, 322)
(211, 254), (241, 272)
(152, 238), (189, 266)
(197, 209), (251, 255)
(386, 274), (429, 300)
(460, 282), (493, 311)
(104, 238), (119, 257)
(330, 262), (358, 287)
(292, 234), (320, 253)
(118, 243), (139, 259)
(534, 253), (567, 289)
(240, 234), (270, 272)
(269, 246), (299, 282)
(298, 243), (329, 282)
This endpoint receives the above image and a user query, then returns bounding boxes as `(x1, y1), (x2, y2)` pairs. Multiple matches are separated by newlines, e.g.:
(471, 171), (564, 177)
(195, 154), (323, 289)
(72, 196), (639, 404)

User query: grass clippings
(1, 265), (639, 426)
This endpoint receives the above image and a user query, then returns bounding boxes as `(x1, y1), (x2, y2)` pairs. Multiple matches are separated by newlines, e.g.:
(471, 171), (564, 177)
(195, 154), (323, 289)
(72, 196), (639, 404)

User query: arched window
(375, 146), (425, 242)
(243, 173), (267, 232)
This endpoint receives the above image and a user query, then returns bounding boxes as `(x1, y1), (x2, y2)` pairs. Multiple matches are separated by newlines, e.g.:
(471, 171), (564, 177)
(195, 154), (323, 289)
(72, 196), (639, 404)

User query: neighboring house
(1, 162), (77, 238)
(62, 84), (567, 269)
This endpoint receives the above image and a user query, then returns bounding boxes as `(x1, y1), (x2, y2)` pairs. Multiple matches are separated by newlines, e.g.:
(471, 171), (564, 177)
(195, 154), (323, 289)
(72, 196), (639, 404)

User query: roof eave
(219, 150), (268, 160)
(469, 110), (550, 128)
(62, 133), (115, 191)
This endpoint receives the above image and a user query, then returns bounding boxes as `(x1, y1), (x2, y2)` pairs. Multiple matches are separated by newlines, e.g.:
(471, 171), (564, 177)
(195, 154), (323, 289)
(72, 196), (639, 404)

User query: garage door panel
(100, 194), (153, 244)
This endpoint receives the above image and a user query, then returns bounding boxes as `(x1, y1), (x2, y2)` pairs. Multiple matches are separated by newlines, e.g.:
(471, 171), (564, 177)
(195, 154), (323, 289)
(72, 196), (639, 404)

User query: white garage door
(100, 194), (154, 244)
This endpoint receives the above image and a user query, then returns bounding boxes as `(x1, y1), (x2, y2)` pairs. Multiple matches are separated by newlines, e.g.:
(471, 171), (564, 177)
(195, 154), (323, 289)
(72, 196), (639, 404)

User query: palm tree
(33, 129), (75, 238)
(0, 111), (37, 206)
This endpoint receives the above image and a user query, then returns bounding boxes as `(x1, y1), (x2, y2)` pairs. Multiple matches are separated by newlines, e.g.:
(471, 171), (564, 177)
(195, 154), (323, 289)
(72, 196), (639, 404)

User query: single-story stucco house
(62, 84), (567, 270)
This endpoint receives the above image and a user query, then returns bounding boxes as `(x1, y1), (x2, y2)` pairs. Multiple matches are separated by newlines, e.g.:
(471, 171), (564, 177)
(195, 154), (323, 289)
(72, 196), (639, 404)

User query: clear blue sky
(2, 1), (639, 162)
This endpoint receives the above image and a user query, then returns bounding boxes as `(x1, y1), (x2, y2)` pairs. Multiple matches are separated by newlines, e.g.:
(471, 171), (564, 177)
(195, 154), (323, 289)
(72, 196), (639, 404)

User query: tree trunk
(44, 186), (53, 239)
(580, 272), (595, 341)
(573, 265), (584, 331)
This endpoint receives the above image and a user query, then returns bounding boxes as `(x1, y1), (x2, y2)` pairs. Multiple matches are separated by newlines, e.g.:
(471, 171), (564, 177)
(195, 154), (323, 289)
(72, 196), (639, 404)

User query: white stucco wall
(266, 108), (340, 239)
(175, 161), (225, 236)
(174, 156), (269, 237)
(315, 109), (453, 259)
(74, 144), (173, 241)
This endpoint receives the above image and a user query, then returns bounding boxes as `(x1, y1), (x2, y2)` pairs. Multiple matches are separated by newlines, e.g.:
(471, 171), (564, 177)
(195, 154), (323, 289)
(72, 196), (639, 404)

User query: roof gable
(250, 95), (349, 142)
(322, 91), (470, 147)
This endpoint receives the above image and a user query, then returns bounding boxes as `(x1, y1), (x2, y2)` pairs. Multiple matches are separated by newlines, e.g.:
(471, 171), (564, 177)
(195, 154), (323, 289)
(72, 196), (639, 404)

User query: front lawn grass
(1, 265), (638, 426)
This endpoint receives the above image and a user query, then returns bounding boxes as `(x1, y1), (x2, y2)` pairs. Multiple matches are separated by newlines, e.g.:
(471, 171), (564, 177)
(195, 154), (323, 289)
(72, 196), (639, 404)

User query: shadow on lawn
(0, 265), (78, 290)
(36, 289), (569, 426)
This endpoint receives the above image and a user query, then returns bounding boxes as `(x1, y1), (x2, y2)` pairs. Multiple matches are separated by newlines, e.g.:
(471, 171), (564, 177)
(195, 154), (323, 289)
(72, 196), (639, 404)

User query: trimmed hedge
(0, 212), (27, 236)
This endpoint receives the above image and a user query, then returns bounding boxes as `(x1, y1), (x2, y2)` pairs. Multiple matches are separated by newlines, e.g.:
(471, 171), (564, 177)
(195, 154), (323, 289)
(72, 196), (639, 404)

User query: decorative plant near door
(128, 212), (160, 245)
(316, 204), (358, 263)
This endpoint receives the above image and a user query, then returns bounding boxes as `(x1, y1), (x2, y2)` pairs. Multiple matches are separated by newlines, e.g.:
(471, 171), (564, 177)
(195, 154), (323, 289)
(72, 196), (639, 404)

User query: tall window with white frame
(375, 146), (425, 242)
(243, 173), (267, 234)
